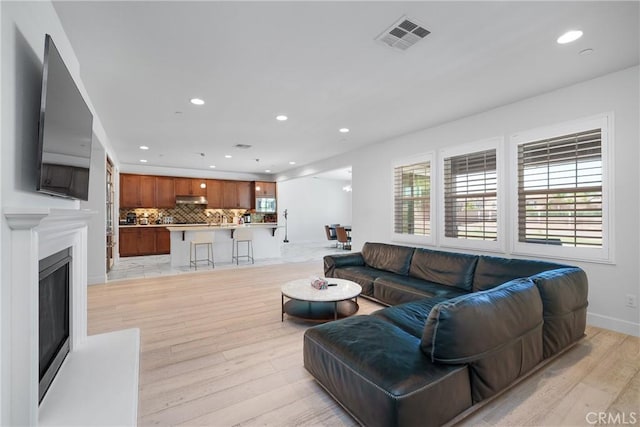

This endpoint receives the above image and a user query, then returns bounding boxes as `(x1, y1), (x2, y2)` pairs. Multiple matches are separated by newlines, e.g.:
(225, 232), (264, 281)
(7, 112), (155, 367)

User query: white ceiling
(52, 1), (639, 180)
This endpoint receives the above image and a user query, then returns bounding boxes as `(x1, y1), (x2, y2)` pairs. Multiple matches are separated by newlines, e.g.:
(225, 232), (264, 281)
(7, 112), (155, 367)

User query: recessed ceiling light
(209, 165), (216, 168)
(289, 161), (296, 165)
(579, 48), (594, 56)
(265, 169), (271, 173)
(140, 159), (147, 163)
(190, 98), (205, 105)
(557, 30), (583, 44)
(225, 155), (232, 159)
(339, 128), (350, 133)
(139, 145), (149, 150)
(276, 115), (288, 121)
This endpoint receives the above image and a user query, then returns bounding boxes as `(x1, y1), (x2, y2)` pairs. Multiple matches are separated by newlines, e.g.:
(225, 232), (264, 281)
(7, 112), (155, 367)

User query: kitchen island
(165, 223), (282, 267)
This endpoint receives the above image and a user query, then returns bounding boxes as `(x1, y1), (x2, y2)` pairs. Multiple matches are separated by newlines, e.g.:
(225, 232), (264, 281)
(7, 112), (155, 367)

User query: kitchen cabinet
(222, 181), (251, 209)
(253, 181), (276, 197)
(119, 228), (138, 257)
(155, 228), (171, 254)
(155, 176), (176, 208)
(175, 178), (207, 196)
(119, 227), (168, 256)
(237, 181), (251, 208)
(206, 179), (223, 208)
(120, 174), (155, 208)
(222, 181), (238, 208)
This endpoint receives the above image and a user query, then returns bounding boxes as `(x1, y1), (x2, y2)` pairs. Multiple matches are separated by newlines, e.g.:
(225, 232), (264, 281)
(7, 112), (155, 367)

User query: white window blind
(444, 149), (497, 240)
(518, 128), (602, 247)
(394, 160), (431, 236)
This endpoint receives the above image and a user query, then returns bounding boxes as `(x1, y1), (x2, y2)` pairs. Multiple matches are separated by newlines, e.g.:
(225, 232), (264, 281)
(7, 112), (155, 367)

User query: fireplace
(38, 247), (72, 403)
(5, 208), (139, 426)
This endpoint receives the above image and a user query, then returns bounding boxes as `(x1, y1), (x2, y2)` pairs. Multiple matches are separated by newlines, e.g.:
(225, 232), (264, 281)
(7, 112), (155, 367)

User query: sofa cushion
(361, 242), (415, 275)
(373, 275), (468, 306)
(331, 265), (397, 297)
(421, 277), (542, 362)
(421, 278), (544, 402)
(372, 297), (449, 338)
(324, 252), (364, 277)
(472, 255), (566, 292)
(408, 248), (478, 291)
(304, 316), (472, 427)
(531, 267), (588, 358)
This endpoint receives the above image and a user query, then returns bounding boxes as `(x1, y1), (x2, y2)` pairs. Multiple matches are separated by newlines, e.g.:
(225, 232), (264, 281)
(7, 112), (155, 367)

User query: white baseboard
(587, 312), (640, 337)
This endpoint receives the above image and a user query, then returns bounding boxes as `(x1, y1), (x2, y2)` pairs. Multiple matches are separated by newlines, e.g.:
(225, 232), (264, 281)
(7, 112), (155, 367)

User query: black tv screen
(37, 34), (93, 201)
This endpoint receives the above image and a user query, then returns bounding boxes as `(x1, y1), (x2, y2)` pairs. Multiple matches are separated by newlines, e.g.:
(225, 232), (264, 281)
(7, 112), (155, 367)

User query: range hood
(175, 195), (208, 205)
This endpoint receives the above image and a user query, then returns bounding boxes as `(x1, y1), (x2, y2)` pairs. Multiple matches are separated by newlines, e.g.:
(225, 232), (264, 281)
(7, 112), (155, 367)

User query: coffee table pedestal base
(282, 299), (358, 323)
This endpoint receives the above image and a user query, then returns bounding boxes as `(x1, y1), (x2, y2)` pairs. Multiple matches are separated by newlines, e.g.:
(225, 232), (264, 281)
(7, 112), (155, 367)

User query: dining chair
(324, 225), (338, 247)
(335, 226), (351, 250)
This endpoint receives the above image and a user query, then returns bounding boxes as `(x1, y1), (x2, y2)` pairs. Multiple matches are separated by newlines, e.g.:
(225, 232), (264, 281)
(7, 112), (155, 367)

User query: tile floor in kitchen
(107, 241), (348, 281)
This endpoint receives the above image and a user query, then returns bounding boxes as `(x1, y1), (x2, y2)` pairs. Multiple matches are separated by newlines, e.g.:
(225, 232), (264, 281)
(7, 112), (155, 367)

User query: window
(511, 114), (611, 263)
(518, 129), (602, 247)
(440, 138), (502, 251)
(444, 149), (497, 241)
(393, 154), (433, 244)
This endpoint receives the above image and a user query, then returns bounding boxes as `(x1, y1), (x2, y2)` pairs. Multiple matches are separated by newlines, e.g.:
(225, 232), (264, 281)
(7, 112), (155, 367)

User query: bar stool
(190, 232), (214, 270)
(232, 228), (254, 265)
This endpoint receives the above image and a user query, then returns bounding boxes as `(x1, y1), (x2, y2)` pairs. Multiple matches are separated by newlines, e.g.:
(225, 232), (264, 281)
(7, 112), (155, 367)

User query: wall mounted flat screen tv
(37, 34), (93, 201)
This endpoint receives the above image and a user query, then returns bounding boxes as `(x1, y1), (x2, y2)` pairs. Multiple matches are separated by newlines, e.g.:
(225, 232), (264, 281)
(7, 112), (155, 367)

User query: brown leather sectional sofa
(304, 242), (588, 426)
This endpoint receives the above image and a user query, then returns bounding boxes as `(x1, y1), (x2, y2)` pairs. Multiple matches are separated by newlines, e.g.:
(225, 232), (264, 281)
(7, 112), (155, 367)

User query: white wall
(343, 66), (638, 336)
(81, 136), (107, 284)
(277, 177), (352, 243)
(0, 2), (114, 422)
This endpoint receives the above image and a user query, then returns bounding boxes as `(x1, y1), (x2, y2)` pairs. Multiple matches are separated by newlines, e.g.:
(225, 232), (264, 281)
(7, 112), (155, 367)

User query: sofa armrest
(324, 253), (365, 277)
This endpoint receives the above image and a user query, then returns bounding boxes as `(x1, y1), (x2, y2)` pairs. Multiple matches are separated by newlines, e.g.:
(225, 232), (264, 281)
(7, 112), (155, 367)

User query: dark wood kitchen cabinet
(222, 181), (251, 209)
(120, 174), (156, 208)
(119, 228), (139, 257)
(253, 181), (276, 197)
(119, 227), (166, 256)
(206, 179), (223, 208)
(237, 181), (251, 208)
(155, 228), (171, 254)
(175, 178), (207, 196)
(155, 176), (176, 208)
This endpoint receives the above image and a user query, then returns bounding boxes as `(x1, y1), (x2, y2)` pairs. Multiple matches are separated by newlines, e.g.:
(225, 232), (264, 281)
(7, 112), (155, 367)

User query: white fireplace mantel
(4, 208), (139, 426)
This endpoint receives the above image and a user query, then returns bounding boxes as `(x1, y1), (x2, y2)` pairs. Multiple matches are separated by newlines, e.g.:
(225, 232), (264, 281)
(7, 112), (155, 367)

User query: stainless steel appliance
(243, 213), (251, 223)
(256, 197), (276, 213)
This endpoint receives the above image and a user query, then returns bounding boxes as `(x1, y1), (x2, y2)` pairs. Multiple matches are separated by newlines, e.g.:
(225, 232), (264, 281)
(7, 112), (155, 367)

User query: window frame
(509, 113), (614, 264)
(439, 137), (505, 252)
(391, 152), (436, 246)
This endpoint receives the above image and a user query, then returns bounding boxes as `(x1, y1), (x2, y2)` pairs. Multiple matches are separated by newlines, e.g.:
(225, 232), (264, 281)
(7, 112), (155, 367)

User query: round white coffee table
(281, 278), (362, 322)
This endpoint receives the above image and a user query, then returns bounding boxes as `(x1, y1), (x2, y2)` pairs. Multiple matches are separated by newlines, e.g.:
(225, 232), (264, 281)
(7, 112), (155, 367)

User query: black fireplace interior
(39, 247), (71, 403)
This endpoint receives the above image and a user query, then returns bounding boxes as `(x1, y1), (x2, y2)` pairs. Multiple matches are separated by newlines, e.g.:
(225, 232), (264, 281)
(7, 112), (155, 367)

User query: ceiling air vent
(234, 144), (252, 149)
(376, 16), (431, 51)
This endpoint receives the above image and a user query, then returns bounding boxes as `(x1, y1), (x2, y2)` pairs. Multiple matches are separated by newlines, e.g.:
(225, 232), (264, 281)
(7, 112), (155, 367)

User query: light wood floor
(89, 262), (640, 426)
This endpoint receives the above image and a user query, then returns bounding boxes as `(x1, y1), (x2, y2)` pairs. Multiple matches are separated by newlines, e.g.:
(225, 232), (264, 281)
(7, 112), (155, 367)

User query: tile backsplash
(119, 204), (277, 224)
